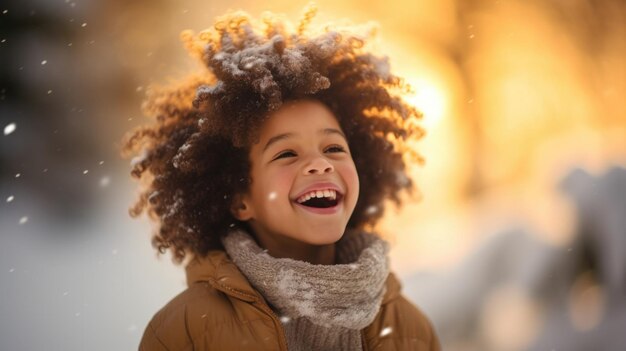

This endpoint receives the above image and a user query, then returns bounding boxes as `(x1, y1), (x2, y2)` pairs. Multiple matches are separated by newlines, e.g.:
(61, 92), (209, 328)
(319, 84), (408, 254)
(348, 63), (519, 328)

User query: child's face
(233, 99), (359, 247)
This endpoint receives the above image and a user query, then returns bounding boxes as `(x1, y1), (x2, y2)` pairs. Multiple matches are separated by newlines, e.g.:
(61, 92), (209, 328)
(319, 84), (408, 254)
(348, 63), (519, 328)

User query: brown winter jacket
(139, 250), (441, 350)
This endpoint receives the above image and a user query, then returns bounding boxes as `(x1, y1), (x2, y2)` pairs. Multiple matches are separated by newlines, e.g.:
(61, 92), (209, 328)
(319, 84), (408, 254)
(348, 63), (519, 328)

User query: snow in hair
(122, 6), (424, 263)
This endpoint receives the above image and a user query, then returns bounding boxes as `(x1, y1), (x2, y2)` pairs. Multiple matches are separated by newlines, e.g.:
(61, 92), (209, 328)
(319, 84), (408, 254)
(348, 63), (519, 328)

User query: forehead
(256, 100), (342, 142)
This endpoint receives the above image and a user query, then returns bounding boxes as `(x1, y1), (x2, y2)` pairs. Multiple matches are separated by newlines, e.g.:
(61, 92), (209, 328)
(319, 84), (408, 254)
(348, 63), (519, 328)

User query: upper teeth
(296, 189), (337, 203)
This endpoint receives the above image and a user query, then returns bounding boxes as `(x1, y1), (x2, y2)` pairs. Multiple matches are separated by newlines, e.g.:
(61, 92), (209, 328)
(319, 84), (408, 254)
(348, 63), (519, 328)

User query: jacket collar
(186, 250), (261, 302)
(185, 250), (402, 305)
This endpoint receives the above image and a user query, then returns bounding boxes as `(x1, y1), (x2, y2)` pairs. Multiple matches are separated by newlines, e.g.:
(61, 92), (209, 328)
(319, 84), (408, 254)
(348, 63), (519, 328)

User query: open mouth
(294, 189), (343, 209)
(299, 195), (341, 208)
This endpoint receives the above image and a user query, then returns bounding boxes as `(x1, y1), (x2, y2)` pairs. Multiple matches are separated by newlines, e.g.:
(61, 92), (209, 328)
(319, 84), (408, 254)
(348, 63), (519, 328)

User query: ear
(230, 193), (253, 221)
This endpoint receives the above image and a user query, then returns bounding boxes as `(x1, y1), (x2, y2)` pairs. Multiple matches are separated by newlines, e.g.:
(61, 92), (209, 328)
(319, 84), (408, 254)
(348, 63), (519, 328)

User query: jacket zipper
(255, 301), (289, 351)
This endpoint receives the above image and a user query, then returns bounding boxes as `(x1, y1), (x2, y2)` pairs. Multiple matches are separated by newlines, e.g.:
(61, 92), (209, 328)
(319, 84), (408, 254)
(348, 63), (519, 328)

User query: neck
(248, 226), (337, 265)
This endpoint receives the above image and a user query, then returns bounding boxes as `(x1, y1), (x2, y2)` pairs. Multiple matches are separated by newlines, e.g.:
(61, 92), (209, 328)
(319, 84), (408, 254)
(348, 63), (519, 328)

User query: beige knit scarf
(222, 229), (389, 351)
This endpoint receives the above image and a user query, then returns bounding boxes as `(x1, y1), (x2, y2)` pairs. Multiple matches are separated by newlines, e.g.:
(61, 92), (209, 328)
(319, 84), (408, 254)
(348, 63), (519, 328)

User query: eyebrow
(262, 128), (347, 152)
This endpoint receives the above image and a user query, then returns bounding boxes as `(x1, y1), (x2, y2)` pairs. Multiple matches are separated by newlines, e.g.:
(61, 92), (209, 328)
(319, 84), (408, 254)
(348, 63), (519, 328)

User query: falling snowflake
(3, 122), (16, 135)
(83, 169), (88, 174)
(19, 216), (28, 225)
(41, 60), (47, 65)
(6, 195), (14, 202)
(380, 327), (392, 337)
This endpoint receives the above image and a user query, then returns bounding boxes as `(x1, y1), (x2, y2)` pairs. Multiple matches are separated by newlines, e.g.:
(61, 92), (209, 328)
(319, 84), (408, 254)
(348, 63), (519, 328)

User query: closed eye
(273, 150), (297, 160)
(325, 145), (346, 153)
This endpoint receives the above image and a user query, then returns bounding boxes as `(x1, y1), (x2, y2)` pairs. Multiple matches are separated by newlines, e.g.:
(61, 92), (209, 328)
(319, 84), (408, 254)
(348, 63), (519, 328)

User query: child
(124, 7), (440, 351)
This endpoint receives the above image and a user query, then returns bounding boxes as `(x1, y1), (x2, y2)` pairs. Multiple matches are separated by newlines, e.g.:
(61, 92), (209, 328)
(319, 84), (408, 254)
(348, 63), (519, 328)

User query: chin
(302, 228), (345, 245)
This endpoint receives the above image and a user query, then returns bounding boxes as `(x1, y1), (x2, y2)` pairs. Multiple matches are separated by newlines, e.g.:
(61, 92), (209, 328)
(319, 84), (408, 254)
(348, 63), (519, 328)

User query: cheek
(258, 167), (296, 205)
(337, 162), (360, 194)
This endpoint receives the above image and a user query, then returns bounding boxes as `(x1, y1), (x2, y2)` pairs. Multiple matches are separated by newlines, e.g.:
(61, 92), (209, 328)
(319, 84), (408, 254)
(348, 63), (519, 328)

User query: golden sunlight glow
(403, 78), (447, 129)
(144, 0), (626, 276)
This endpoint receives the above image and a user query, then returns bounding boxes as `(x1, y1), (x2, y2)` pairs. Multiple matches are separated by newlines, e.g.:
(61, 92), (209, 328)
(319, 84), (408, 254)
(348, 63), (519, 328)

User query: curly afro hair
(122, 7), (424, 263)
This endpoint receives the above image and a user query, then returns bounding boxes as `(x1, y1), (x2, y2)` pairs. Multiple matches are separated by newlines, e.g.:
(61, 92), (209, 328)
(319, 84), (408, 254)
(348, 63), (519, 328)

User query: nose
(303, 156), (334, 175)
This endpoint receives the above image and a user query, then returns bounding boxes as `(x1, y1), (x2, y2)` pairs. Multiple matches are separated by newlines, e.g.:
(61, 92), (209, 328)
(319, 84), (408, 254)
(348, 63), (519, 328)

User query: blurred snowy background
(1, 0), (624, 350)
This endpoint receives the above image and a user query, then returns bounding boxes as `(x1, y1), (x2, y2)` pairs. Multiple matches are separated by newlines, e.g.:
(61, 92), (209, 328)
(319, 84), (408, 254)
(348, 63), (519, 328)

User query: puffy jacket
(139, 250), (440, 350)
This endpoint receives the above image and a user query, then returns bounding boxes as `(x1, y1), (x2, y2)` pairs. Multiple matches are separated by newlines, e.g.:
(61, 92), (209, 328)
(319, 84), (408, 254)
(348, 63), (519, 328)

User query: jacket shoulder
(364, 293), (441, 351)
(138, 282), (237, 350)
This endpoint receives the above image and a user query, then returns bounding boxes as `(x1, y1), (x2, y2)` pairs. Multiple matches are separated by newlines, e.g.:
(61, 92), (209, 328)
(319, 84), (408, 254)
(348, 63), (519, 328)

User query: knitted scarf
(222, 229), (390, 351)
